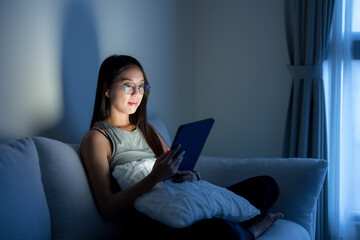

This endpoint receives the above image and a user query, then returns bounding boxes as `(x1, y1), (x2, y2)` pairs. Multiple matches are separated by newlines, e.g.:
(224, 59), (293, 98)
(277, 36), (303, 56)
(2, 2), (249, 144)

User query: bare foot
(248, 213), (284, 238)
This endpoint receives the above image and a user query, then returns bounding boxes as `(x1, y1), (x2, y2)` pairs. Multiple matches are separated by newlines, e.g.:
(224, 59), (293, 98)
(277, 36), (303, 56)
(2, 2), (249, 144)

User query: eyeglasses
(119, 82), (151, 95)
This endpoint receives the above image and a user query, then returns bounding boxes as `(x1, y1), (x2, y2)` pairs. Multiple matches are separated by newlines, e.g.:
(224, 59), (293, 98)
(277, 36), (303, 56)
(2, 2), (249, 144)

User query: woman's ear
(105, 89), (110, 97)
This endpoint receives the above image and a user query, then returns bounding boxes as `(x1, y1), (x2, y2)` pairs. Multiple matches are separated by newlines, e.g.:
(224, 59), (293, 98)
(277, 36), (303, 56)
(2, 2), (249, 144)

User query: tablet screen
(170, 118), (214, 171)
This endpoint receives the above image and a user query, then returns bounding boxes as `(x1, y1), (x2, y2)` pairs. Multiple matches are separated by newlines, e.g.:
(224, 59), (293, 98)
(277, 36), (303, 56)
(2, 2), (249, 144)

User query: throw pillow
(112, 158), (260, 228)
(0, 138), (51, 239)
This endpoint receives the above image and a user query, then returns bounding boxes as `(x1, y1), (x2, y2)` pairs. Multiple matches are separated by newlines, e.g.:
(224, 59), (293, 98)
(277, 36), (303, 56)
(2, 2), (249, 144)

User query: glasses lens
(123, 83), (135, 94)
(142, 84), (150, 94)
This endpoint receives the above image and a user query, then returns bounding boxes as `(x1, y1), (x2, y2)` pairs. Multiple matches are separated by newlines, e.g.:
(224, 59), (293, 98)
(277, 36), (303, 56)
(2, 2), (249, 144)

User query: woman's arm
(80, 130), (183, 219)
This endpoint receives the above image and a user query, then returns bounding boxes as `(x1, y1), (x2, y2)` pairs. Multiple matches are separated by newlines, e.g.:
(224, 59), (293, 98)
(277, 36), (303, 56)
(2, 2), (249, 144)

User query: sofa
(0, 119), (328, 240)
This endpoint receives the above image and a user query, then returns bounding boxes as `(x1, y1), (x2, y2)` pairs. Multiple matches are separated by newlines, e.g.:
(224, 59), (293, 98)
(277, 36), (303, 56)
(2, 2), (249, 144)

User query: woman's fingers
(162, 145), (184, 170)
(165, 144), (181, 161)
(151, 145), (184, 181)
(166, 150), (184, 176)
(156, 148), (171, 161)
(176, 170), (190, 175)
(171, 171), (196, 183)
(157, 145), (180, 162)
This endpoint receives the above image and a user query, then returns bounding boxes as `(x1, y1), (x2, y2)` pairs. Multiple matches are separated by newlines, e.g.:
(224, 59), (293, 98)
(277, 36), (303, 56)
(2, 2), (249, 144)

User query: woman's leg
(226, 175), (283, 238)
(124, 208), (254, 240)
(227, 175), (279, 223)
(185, 218), (255, 240)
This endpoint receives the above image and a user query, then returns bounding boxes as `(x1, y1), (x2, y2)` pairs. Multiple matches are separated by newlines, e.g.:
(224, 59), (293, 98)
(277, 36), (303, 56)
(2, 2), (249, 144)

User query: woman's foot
(248, 213), (284, 238)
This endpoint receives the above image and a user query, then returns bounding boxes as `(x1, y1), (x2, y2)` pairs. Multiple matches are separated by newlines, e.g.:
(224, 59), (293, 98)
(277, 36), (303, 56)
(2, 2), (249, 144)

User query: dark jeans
(123, 175), (279, 240)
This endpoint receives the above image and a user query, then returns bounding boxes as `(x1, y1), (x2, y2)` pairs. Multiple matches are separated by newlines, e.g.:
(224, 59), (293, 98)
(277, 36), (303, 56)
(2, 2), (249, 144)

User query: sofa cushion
(258, 219), (310, 240)
(33, 137), (124, 240)
(0, 138), (51, 240)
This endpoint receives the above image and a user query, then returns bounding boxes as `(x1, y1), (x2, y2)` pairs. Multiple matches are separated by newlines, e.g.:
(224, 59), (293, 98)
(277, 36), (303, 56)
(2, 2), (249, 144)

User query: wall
(0, 0), (290, 157)
(0, 0), (196, 143)
(0, 0), (63, 140)
(195, 0), (291, 158)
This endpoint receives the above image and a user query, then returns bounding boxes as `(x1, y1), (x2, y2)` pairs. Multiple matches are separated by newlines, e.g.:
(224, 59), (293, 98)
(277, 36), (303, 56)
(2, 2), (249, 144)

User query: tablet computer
(170, 118), (215, 171)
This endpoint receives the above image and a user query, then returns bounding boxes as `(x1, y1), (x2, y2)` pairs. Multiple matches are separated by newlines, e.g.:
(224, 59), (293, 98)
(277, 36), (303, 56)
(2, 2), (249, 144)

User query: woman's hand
(150, 145), (185, 182)
(171, 170), (199, 183)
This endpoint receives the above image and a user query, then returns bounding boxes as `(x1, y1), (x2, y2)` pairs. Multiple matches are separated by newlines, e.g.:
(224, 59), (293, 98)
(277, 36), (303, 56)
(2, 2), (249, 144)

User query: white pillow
(112, 158), (260, 228)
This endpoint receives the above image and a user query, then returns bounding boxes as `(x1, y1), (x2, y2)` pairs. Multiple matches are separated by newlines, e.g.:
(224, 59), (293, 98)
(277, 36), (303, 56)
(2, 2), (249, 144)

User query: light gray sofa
(0, 119), (327, 240)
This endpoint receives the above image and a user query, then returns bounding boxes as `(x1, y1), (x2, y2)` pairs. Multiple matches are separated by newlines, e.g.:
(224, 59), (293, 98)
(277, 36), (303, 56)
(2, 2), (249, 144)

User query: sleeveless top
(93, 121), (155, 171)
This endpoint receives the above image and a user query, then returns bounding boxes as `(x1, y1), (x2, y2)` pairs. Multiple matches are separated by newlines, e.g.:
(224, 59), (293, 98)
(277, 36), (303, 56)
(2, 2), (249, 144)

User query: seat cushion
(33, 137), (124, 240)
(0, 138), (51, 240)
(258, 219), (310, 240)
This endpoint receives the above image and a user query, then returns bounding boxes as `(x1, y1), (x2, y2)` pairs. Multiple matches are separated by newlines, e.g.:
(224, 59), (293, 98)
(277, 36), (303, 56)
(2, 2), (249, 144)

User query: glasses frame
(118, 82), (151, 95)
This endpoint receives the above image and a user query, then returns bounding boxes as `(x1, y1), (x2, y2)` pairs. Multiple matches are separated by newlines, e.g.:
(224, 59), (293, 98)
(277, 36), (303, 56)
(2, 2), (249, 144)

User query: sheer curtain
(324, 0), (360, 239)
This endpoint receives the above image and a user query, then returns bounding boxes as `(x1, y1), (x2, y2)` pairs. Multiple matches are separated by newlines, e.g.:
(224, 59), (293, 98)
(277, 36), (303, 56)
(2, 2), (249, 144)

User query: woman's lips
(128, 102), (137, 106)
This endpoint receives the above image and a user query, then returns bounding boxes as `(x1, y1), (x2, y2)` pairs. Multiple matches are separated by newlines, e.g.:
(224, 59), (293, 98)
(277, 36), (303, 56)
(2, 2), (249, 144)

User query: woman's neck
(105, 114), (136, 131)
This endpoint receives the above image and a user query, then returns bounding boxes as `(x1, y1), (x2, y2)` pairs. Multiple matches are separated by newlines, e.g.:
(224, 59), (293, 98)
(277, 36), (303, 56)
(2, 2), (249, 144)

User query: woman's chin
(128, 108), (138, 115)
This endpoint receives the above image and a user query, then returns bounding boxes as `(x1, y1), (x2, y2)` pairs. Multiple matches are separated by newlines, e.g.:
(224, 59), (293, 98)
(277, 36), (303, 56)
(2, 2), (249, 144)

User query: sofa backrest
(31, 119), (170, 239)
(33, 137), (125, 240)
(148, 118), (171, 146)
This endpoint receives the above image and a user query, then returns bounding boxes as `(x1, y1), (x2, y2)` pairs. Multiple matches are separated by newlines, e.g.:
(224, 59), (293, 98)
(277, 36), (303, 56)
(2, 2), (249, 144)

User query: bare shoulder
(80, 129), (114, 210)
(80, 129), (111, 163)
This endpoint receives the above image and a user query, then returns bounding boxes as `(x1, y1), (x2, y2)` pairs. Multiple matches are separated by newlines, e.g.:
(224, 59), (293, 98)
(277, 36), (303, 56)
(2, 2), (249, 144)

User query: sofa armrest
(194, 156), (327, 239)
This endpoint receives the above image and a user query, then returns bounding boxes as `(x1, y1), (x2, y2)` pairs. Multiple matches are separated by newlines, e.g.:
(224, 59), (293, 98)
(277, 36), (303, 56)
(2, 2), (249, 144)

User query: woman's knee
(261, 175), (279, 198)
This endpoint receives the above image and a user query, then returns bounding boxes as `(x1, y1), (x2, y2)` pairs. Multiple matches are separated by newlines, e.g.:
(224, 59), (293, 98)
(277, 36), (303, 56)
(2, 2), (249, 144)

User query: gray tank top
(94, 121), (155, 171)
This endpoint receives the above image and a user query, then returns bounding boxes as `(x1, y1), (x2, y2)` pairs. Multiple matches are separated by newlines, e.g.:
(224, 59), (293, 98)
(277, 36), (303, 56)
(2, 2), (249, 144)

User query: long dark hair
(90, 55), (164, 157)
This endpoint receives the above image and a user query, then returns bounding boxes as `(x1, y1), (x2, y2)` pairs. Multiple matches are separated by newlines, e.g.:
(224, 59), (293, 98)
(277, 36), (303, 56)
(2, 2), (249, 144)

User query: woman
(80, 55), (283, 239)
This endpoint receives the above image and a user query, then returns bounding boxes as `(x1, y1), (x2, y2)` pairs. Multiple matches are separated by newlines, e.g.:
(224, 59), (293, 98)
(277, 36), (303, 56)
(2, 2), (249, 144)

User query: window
(325, 0), (360, 239)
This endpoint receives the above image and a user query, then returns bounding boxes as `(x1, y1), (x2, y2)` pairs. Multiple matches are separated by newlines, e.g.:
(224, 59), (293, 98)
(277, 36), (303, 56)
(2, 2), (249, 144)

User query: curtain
(282, 1), (335, 240)
(325, 0), (360, 239)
